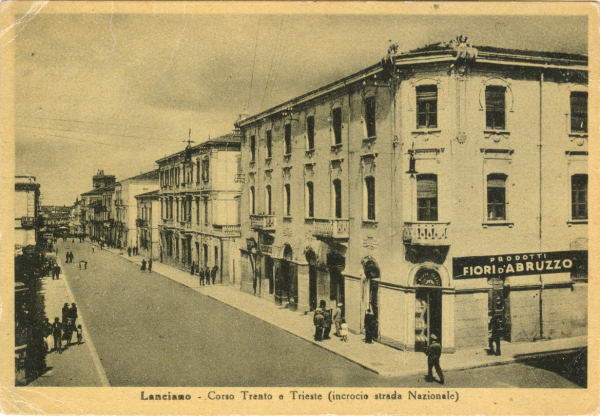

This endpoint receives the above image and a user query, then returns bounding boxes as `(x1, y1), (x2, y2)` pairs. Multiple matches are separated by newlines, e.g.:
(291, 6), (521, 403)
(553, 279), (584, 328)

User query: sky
(11, 11), (587, 205)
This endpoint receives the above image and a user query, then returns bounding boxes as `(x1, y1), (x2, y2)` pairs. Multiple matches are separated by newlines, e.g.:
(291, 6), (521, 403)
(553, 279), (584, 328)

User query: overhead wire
(260, 17), (285, 108)
(245, 16), (261, 111)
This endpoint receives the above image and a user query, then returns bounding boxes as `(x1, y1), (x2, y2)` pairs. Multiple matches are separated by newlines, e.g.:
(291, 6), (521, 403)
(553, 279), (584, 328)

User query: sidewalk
(30, 253), (108, 386)
(107, 246), (587, 377)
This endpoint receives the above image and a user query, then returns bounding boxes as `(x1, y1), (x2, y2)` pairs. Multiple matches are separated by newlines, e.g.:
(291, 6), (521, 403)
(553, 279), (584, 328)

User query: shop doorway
(414, 268), (443, 352)
(327, 252), (346, 307)
(488, 277), (510, 342)
(306, 249), (318, 311)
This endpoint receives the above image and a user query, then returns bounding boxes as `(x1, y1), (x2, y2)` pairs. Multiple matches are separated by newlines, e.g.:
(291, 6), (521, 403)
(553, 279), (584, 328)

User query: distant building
(80, 170), (116, 243)
(15, 175), (41, 252)
(39, 205), (71, 237)
(135, 190), (160, 260)
(235, 38), (587, 351)
(69, 198), (84, 236)
(156, 132), (242, 283)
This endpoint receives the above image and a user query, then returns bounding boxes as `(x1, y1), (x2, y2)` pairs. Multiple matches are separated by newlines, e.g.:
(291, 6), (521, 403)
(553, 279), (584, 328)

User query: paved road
(57, 241), (582, 388)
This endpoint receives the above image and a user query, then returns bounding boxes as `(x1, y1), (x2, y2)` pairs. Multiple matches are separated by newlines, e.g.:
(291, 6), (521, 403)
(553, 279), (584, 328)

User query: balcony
(250, 214), (276, 232)
(311, 218), (349, 240)
(213, 224), (241, 237)
(136, 218), (147, 227)
(402, 222), (451, 246)
(20, 216), (35, 228)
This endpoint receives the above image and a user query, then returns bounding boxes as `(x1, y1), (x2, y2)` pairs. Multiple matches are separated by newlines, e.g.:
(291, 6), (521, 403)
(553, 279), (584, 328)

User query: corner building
(236, 39), (588, 352)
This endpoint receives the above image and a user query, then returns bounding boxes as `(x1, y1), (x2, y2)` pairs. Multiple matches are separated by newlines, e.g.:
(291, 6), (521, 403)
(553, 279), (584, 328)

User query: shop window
(364, 176), (375, 221)
(486, 86), (506, 130)
(306, 181), (314, 218)
(417, 174), (438, 221)
(332, 107), (343, 145)
(266, 130), (272, 158)
(416, 85), (437, 129)
(284, 183), (291, 217)
(306, 116), (315, 150)
(284, 124), (292, 155)
(250, 135), (256, 162)
(333, 179), (342, 219)
(571, 174), (587, 220)
(570, 92), (587, 133)
(365, 96), (376, 138)
(487, 174), (507, 221)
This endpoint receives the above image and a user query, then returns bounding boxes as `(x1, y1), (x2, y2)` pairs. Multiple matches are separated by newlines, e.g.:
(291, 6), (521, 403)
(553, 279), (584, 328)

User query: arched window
(306, 181), (314, 218)
(284, 183), (291, 217)
(249, 186), (255, 215)
(265, 185), (272, 215)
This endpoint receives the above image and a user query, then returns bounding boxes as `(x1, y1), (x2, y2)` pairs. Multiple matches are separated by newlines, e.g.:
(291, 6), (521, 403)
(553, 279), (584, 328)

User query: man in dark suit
(425, 333), (444, 384)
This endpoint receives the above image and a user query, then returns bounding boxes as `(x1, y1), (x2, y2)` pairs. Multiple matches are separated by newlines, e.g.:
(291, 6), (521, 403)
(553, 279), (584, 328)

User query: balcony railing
(312, 218), (349, 240)
(213, 224), (241, 237)
(402, 222), (451, 245)
(250, 214), (276, 231)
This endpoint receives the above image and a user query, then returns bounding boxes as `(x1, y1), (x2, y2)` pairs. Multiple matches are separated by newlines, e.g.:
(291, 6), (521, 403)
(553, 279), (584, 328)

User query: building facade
(80, 170), (116, 243)
(235, 38), (588, 352)
(114, 170), (159, 249)
(15, 175), (41, 251)
(135, 190), (160, 260)
(156, 133), (242, 284)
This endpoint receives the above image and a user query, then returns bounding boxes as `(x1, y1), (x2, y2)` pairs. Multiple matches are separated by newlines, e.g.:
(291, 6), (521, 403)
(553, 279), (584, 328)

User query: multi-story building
(235, 38), (588, 352)
(15, 175), (41, 252)
(135, 190), (160, 260)
(114, 170), (159, 249)
(157, 133), (242, 284)
(69, 198), (84, 236)
(39, 205), (71, 237)
(80, 170), (116, 242)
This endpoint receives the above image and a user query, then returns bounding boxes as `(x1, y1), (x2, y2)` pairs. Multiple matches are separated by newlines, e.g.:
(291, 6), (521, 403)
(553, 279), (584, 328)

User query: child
(76, 324), (83, 345)
(340, 319), (348, 342)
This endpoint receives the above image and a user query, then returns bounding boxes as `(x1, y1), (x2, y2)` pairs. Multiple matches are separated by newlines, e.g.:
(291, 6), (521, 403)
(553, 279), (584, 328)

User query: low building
(156, 132), (242, 283)
(235, 38), (587, 352)
(135, 190), (160, 260)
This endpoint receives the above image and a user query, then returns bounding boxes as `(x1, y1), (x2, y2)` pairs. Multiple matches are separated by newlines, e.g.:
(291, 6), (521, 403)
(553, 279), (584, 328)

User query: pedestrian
(199, 267), (205, 286)
(190, 261), (195, 276)
(364, 308), (375, 343)
(76, 324), (83, 345)
(204, 266), (211, 285)
(55, 264), (61, 279)
(141, 258), (146, 272)
(66, 253), (70, 264)
(313, 306), (325, 341)
(69, 303), (78, 329)
(333, 302), (343, 336)
(211, 264), (218, 285)
(92, 245), (95, 253)
(52, 317), (62, 353)
(488, 316), (502, 356)
(43, 318), (53, 352)
(70, 251), (74, 263)
(425, 333), (444, 384)
(340, 319), (348, 342)
(320, 300), (332, 340)
(148, 258), (153, 273)
(127, 247), (131, 257)
(61, 303), (69, 323)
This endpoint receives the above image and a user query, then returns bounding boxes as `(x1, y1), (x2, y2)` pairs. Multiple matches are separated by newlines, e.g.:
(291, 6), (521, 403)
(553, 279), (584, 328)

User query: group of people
(140, 258), (152, 272)
(65, 251), (75, 263)
(51, 263), (61, 280)
(313, 301), (347, 342)
(192, 263), (219, 286)
(44, 303), (82, 354)
(127, 246), (139, 257)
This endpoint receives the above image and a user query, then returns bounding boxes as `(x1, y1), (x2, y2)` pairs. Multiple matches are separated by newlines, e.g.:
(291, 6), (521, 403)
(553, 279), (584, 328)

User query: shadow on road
(516, 348), (587, 388)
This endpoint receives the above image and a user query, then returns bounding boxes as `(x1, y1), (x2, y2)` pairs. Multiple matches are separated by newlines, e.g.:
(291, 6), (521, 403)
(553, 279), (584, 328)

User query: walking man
(211, 264), (218, 285)
(141, 259), (146, 272)
(313, 306), (325, 341)
(199, 267), (205, 286)
(488, 315), (502, 356)
(333, 302), (343, 337)
(148, 258), (153, 273)
(204, 266), (211, 285)
(425, 333), (444, 384)
(52, 317), (62, 353)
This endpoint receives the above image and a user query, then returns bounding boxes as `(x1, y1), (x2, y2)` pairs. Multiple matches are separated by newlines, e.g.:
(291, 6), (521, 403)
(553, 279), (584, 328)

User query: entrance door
(415, 288), (442, 351)
(309, 266), (317, 310)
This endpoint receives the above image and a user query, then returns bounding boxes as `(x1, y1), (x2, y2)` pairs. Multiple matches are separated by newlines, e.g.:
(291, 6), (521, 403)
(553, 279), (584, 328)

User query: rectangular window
(487, 174), (507, 220)
(571, 92), (587, 133)
(196, 160), (200, 183)
(203, 198), (208, 226)
(572, 174), (587, 220)
(365, 176), (375, 220)
(284, 183), (291, 216)
(196, 198), (200, 224)
(284, 124), (292, 155)
(333, 179), (342, 219)
(250, 186), (255, 215)
(417, 174), (438, 221)
(486, 86), (506, 130)
(266, 185), (272, 215)
(306, 116), (315, 150)
(266, 130), (272, 158)
(365, 96), (376, 138)
(332, 107), (342, 145)
(214, 246), (219, 266)
(306, 182), (314, 218)
(201, 158), (209, 182)
(250, 135), (256, 162)
(416, 85), (438, 129)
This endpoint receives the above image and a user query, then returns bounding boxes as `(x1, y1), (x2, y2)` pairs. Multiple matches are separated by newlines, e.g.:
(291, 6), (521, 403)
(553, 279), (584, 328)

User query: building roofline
(155, 132), (241, 165)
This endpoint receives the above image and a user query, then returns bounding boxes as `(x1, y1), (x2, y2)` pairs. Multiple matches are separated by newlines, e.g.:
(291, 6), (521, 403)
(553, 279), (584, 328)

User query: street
(56, 240), (583, 388)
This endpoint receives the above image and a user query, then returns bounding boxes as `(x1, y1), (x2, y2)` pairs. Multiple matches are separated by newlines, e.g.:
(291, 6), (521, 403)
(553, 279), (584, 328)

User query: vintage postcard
(1, 1), (597, 414)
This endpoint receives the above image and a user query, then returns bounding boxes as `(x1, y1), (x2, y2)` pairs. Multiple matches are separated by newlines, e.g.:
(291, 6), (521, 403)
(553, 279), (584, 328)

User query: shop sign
(453, 250), (587, 279)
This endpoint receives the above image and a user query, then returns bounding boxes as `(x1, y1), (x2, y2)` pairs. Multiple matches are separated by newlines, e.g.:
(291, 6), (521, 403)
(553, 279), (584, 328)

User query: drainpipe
(538, 69), (544, 340)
